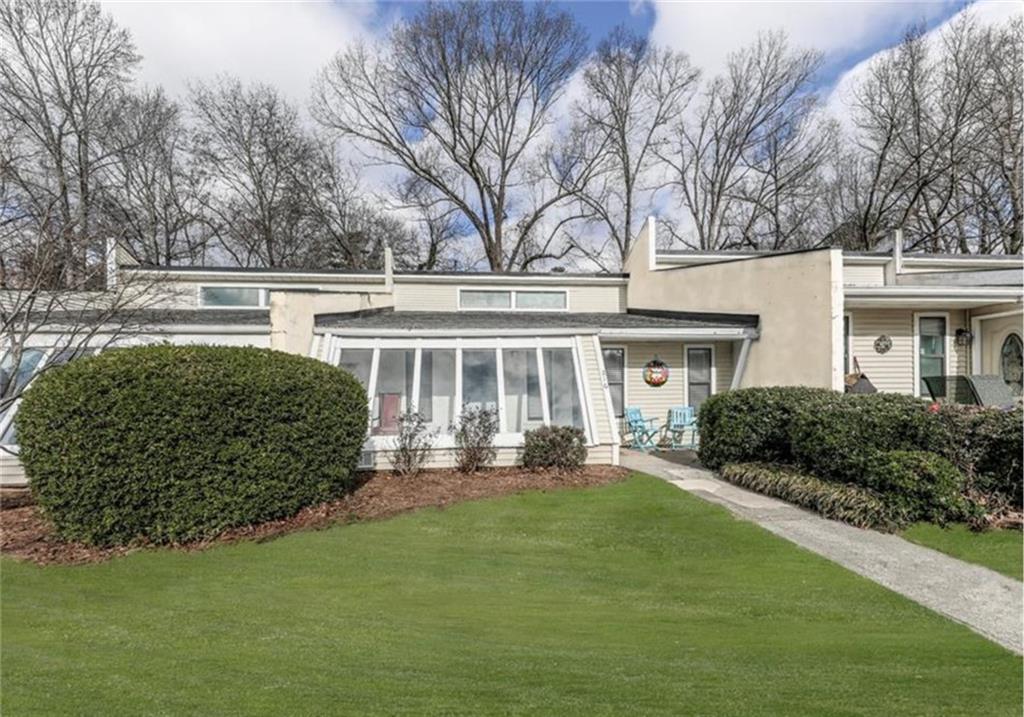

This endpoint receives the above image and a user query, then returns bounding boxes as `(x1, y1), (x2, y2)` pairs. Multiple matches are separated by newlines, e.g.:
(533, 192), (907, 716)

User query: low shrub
(390, 411), (437, 478)
(933, 405), (1023, 507)
(697, 386), (836, 470)
(864, 451), (980, 525)
(17, 345), (368, 545)
(452, 405), (499, 473)
(521, 425), (587, 470)
(789, 392), (940, 485)
(720, 463), (903, 531)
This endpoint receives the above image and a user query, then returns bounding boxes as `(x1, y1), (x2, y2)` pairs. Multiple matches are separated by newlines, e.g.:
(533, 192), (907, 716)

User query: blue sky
(105, 0), (1019, 102)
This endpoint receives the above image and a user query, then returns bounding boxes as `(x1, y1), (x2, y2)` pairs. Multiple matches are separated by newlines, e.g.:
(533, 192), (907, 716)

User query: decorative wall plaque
(874, 335), (892, 355)
(643, 358), (670, 387)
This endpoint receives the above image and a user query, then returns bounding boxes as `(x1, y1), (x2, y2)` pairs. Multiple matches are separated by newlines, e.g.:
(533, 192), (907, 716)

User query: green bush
(720, 462), (903, 530)
(17, 345), (368, 545)
(789, 392), (940, 485)
(697, 386), (836, 470)
(934, 405), (1023, 507)
(864, 451), (979, 525)
(521, 425), (587, 470)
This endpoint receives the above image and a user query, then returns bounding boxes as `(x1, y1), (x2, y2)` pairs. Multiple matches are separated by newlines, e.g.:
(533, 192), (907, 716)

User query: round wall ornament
(874, 335), (893, 354)
(643, 357), (670, 387)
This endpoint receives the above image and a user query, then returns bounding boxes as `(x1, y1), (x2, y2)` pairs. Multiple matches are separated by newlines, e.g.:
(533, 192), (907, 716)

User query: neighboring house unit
(2, 218), (1021, 485)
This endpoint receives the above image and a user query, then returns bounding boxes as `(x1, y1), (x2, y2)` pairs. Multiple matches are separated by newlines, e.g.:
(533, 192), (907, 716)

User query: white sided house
(2, 219), (1021, 485)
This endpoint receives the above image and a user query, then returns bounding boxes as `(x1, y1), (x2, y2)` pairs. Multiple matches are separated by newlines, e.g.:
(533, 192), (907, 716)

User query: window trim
(457, 287), (569, 312)
(913, 311), (952, 398)
(683, 344), (717, 408)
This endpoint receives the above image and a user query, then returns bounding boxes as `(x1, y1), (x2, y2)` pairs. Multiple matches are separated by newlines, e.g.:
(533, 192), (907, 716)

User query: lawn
(2, 474), (1020, 716)
(903, 522), (1023, 581)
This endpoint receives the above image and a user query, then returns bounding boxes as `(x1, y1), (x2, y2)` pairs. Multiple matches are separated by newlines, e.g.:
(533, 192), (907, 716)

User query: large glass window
(373, 349), (414, 435)
(460, 290), (511, 310)
(515, 291), (566, 310)
(462, 349), (498, 412)
(200, 286), (265, 308)
(337, 349), (373, 390)
(1, 347), (91, 446)
(503, 349), (543, 432)
(918, 317), (946, 396)
(419, 349), (456, 430)
(1001, 334), (1023, 396)
(687, 348), (713, 411)
(602, 347), (625, 418)
(543, 348), (583, 428)
(843, 315), (851, 373)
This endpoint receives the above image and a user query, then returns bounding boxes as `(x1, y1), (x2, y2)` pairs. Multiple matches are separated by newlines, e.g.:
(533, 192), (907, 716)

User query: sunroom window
(0, 347), (93, 447)
(459, 289), (567, 311)
(460, 290), (511, 309)
(330, 339), (591, 445)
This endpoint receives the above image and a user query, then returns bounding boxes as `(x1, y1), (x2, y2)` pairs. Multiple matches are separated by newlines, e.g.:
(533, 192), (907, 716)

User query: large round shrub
(17, 345), (368, 545)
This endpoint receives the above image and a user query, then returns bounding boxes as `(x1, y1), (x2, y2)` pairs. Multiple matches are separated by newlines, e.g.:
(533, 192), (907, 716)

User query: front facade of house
(2, 219), (1021, 485)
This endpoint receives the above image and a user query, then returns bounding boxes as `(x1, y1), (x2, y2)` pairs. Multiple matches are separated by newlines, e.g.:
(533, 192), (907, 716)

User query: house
(1, 218), (1021, 485)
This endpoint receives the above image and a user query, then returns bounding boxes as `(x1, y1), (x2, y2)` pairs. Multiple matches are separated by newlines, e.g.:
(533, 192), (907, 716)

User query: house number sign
(643, 358), (670, 387)
(874, 335), (892, 354)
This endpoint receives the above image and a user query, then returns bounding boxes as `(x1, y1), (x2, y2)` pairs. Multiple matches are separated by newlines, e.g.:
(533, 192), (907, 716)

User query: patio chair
(624, 407), (660, 452)
(922, 375), (979, 406)
(665, 406), (698, 449)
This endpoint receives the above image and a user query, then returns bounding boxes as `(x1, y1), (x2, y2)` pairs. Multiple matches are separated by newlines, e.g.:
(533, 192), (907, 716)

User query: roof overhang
(316, 326), (758, 340)
(844, 286), (1023, 309)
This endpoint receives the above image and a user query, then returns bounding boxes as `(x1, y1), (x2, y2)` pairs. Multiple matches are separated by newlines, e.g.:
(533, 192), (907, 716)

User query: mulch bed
(0, 465), (628, 566)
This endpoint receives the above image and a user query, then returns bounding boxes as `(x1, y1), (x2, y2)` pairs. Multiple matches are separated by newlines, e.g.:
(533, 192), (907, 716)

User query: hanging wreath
(643, 357), (670, 387)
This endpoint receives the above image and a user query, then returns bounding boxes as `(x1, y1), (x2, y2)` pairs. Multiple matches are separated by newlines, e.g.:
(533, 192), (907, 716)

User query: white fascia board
(124, 267), (386, 283)
(314, 327), (599, 337)
(844, 287), (1023, 301)
(394, 274), (627, 286)
(902, 256), (1023, 268)
(597, 327), (758, 340)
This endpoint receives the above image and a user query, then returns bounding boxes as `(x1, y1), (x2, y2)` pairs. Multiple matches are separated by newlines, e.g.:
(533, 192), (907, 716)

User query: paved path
(622, 450), (1024, 655)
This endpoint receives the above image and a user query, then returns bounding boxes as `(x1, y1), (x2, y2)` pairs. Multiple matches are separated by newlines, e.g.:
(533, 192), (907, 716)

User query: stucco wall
(269, 291), (394, 356)
(624, 222), (842, 389)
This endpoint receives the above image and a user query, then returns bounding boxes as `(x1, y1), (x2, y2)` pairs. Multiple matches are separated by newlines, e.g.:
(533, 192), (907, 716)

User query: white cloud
(103, 0), (378, 102)
(650, 0), (956, 78)
(825, 0), (1023, 125)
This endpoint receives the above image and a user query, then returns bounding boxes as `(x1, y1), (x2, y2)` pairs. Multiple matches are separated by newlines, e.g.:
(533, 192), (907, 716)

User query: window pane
(602, 348), (624, 418)
(0, 348), (52, 446)
(462, 349), (498, 412)
(844, 316), (850, 373)
(200, 286), (263, 307)
(687, 348), (712, 411)
(420, 349), (456, 431)
(338, 349), (373, 390)
(373, 349), (414, 435)
(515, 291), (566, 310)
(503, 349), (542, 432)
(920, 317), (946, 340)
(689, 384), (711, 410)
(543, 348), (583, 429)
(461, 290), (511, 309)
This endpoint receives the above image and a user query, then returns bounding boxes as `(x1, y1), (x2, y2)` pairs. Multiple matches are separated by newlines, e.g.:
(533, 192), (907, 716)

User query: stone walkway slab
(622, 450), (1024, 655)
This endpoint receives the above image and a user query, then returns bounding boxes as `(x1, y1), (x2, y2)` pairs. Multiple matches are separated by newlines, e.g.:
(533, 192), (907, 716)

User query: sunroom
(312, 309), (761, 467)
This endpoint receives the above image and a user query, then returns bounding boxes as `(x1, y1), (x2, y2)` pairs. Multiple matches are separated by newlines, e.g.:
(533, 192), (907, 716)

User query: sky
(102, 0), (1022, 110)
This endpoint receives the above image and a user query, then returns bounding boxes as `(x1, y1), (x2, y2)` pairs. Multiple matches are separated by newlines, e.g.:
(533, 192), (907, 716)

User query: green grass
(903, 522), (1023, 581)
(2, 475), (1020, 716)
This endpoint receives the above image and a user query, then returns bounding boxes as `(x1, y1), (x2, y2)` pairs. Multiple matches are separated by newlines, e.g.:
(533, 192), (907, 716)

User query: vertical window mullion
(536, 345), (551, 425)
(454, 344), (463, 422)
(410, 346), (422, 415)
(495, 344), (507, 434)
(366, 347), (380, 432)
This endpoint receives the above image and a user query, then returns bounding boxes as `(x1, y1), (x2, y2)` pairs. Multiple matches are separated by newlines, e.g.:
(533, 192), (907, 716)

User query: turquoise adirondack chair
(665, 406), (698, 449)
(625, 407), (660, 451)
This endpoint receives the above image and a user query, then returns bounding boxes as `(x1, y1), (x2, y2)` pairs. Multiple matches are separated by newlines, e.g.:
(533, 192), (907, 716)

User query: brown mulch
(0, 465), (628, 566)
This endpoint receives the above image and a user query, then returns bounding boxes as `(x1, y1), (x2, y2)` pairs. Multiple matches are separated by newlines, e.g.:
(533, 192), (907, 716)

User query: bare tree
(313, 1), (597, 271)
(98, 89), (213, 265)
(190, 77), (318, 268)
(660, 32), (824, 250)
(572, 27), (698, 266)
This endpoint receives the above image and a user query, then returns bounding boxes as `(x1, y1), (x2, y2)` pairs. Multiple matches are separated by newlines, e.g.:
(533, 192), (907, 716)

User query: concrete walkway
(622, 449), (1024, 655)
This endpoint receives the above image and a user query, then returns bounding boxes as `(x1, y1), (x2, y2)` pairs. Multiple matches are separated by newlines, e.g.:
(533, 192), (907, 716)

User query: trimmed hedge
(17, 345), (368, 545)
(522, 425), (587, 470)
(788, 392), (941, 485)
(721, 463), (903, 530)
(697, 387), (835, 470)
(864, 451), (977, 525)
(933, 405), (1023, 507)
